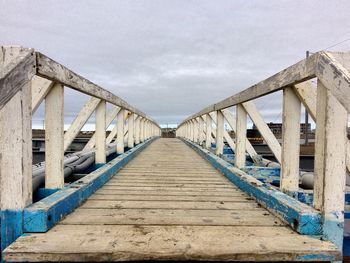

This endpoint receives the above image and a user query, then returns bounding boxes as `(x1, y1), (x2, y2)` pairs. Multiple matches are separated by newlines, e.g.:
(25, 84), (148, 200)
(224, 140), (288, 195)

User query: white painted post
(313, 81), (348, 249)
(0, 77), (32, 251)
(134, 115), (140, 144)
(281, 88), (301, 193)
(206, 113), (212, 149)
(95, 100), (106, 164)
(193, 118), (199, 143)
(140, 118), (145, 142)
(117, 108), (125, 154)
(45, 83), (64, 189)
(128, 113), (135, 148)
(198, 116), (204, 145)
(236, 104), (247, 168)
(215, 110), (224, 155)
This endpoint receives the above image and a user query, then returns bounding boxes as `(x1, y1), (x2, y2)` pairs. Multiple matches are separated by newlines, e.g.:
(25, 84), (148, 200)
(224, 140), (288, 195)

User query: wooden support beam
(281, 88), (301, 193)
(64, 97), (100, 152)
(140, 118), (145, 142)
(116, 109), (125, 154)
(313, 81), (348, 249)
(105, 109), (127, 145)
(193, 118), (199, 143)
(316, 52), (350, 112)
(95, 100), (106, 164)
(0, 47), (36, 110)
(215, 110), (224, 156)
(198, 115), (204, 145)
(128, 113), (134, 148)
(31, 75), (54, 114)
(243, 101), (282, 163)
(134, 116), (140, 144)
(295, 81), (350, 174)
(0, 47), (34, 250)
(221, 109), (259, 163)
(83, 106), (120, 151)
(236, 104), (247, 168)
(205, 114), (212, 149)
(45, 83), (64, 189)
(0, 81), (32, 251)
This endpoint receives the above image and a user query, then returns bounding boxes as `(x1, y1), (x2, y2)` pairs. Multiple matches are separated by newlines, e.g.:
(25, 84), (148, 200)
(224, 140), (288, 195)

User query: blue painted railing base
(181, 138), (322, 236)
(23, 137), (158, 233)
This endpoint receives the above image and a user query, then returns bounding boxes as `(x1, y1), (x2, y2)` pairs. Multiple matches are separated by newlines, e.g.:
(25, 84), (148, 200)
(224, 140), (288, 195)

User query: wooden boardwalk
(4, 138), (339, 261)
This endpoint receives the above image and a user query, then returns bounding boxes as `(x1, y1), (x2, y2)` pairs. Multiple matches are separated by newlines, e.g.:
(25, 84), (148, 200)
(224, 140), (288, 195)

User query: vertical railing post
(117, 108), (125, 154)
(45, 83), (64, 189)
(281, 88), (301, 194)
(193, 118), (199, 143)
(95, 100), (106, 164)
(189, 121), (194, 141)
(206, 113), (212, 149)
(140, 118), (145, 142)
(128, 113), (134, 148)
(0, 71), (33, 251)
(313, 81), (348, 249)
(215, 110), (224, 155)
(134, 115), (140, 144)
(198, 116), (204, 146)
(236, 104), (247, 168)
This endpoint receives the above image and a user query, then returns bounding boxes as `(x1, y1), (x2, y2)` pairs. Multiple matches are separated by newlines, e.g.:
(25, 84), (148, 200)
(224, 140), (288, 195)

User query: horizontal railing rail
(176, 51), (350, 250)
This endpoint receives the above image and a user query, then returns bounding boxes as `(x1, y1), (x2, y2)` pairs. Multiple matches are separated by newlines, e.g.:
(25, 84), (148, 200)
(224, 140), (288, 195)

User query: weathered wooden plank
(89, 193), (249, 202)
(45, 83), (64, 189)
(95, 100), (106, 164)
(235, 104), (247, 168)
(316, 51), (350, 112)
(96, 189), (245, 197)
(215, 110), (224, 155)
(281, 88), (301, 193)
(81, 200), (260, 210)
(61, 208), (284, 226)
(0, 46), (36, 110)
(313, 81), (348, 248)
(116, 108), (125, 154)
(0, 81), (32, 251)
(64, 97), (100, 151)
(4, 225), (340, 262)
(31, 75), (54, 113)
(127, 112), (134, 148)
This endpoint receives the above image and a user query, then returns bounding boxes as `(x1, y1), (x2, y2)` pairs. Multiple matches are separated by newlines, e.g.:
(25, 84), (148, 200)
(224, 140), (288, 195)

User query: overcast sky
(1, 0), (350, 128)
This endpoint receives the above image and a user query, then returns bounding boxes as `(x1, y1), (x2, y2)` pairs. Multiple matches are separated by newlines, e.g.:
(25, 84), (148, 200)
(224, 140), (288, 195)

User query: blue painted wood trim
(23, 137), (158, 233)
(0, 210), (22, 256)
(181, 138), (322, 235)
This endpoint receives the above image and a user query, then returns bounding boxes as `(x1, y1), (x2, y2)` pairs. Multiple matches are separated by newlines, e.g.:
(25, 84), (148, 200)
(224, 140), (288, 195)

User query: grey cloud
(1, 0), (350, 127)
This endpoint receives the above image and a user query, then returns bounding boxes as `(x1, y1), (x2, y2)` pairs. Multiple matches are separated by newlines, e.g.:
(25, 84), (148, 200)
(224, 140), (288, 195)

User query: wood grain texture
(45, 83), (64, 189)
(0, 46), (36, 110)
(4, 138), (340, 261)
(281, 88), (301, 192)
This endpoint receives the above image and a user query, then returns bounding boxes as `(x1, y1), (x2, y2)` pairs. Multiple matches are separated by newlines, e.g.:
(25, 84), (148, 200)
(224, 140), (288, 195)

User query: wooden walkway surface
(4, 138), (339, 261)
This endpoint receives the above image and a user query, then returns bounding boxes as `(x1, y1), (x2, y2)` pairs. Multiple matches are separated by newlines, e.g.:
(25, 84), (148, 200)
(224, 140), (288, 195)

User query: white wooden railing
(0, 46), (160, 213)
(176, 51), (350, 247)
